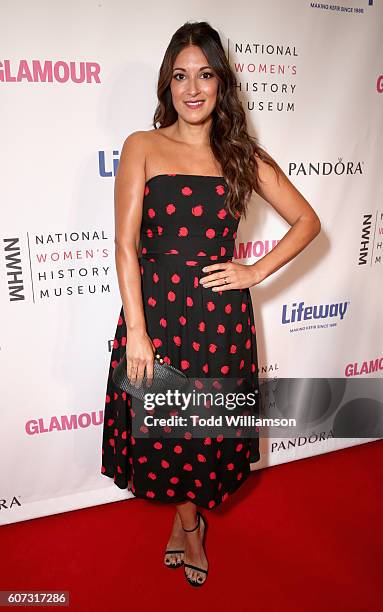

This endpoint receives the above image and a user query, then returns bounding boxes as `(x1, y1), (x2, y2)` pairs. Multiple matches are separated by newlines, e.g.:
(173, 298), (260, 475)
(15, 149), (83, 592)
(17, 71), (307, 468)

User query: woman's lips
(184, 100), (205, 109)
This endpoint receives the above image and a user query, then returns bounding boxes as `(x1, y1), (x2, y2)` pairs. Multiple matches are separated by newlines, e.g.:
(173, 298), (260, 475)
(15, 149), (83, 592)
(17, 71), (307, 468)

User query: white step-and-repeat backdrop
(1, 0), (382, 525)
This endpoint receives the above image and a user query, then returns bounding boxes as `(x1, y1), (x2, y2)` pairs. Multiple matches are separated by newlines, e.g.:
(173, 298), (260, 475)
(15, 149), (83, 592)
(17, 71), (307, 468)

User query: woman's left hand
(199, 260), (263, 291)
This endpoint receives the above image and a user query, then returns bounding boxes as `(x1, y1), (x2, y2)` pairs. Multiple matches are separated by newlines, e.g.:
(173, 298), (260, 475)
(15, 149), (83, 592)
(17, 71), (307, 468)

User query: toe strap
(184, 562), (208, 574)
(165, 549), (184, 554)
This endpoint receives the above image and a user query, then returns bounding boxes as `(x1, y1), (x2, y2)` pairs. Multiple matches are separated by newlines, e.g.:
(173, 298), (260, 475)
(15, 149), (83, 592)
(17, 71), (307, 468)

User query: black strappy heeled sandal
(182, 511), (208, 587)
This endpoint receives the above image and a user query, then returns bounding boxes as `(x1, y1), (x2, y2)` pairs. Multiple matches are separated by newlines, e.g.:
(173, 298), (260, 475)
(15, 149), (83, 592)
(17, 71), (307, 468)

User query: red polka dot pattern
(101, 174), (260, 510)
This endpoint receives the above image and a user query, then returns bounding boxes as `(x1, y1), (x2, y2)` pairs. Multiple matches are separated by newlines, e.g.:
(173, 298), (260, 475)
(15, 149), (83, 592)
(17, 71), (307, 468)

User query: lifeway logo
(282, 300), (350, 327)
(0, 59), (101, 83)
(99, 150), (120, 177)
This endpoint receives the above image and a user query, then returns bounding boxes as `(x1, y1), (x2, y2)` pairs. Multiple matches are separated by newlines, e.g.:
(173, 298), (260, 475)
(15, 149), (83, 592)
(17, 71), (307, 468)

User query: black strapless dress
(101, 174), (260, 510)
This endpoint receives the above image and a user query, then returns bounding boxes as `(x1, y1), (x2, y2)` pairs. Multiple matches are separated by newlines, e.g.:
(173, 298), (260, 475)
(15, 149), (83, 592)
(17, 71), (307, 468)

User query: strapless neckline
(145, 173), (227, 187)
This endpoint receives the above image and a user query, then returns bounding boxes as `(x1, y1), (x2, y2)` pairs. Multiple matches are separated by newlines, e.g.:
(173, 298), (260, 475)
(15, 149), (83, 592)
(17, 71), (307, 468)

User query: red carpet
(1, 440), (382, 611)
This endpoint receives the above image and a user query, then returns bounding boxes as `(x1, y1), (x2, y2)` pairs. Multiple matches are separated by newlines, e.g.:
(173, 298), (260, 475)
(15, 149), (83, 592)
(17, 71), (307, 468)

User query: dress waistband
(140, 236), (234, 265)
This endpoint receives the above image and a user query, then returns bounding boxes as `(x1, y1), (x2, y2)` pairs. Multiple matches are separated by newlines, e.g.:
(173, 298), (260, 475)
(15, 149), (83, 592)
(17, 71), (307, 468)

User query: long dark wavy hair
(152, 21), (281, 219)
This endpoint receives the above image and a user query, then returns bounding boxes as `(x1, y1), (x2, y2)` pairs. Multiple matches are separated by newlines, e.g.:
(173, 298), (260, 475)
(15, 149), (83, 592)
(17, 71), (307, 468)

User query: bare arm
(114, 131), (154, 387)
(199, 154), (321, 291)
(252, 154), (321, 283)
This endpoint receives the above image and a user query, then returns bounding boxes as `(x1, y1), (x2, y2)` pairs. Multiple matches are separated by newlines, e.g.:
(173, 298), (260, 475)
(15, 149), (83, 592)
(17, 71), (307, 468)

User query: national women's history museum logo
(358, 210), (383, 268)
(229, 40), (297, 115)
(2, 231), (111, 303)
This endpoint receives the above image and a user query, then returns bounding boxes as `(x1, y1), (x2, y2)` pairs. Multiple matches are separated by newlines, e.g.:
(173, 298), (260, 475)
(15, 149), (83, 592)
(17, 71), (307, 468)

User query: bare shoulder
(254, 151), (282, 186)
(119, 129), (165, 163)
(115, 131), (151, 184)
(120, 130), (149, 155)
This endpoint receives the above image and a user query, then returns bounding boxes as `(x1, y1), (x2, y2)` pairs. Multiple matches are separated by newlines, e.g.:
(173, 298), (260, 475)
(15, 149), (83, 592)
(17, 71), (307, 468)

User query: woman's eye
(173, 72), (214, 81)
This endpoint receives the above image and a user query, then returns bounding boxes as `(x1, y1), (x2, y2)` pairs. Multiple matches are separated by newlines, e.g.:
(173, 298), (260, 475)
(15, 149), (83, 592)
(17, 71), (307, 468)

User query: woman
(101, 21), (321, 587)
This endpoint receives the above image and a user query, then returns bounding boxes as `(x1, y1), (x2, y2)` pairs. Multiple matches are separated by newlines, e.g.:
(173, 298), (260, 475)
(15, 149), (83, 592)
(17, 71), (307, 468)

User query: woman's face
(170, 45), (219, 125)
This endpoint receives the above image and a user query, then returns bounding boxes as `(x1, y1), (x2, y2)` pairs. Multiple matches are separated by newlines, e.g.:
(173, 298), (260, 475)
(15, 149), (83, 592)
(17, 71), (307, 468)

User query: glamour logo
(234, 240), (280, 260)
(26, 411), (104, 434)
(0, 59), (101, 83)
(282, 300), (350, 323)
(345, 356), (383, 377)
(99, 150), (120, 177)
(289, 158), (363, 176)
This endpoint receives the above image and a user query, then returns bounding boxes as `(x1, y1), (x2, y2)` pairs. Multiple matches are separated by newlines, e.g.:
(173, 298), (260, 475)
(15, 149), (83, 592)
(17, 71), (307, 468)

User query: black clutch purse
(112, 351), (189, 402)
